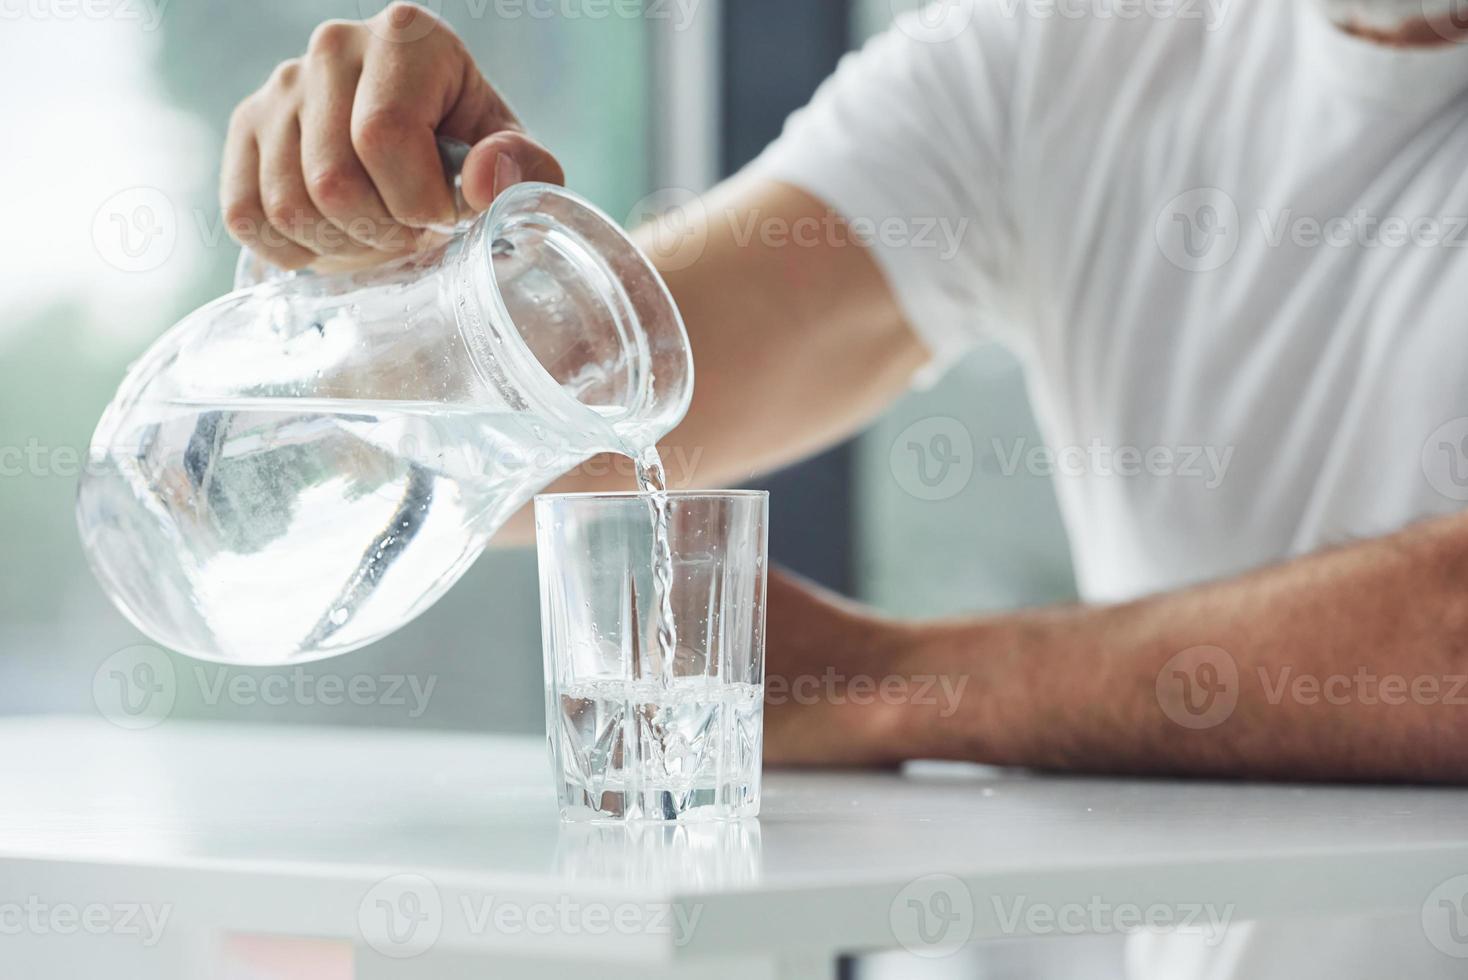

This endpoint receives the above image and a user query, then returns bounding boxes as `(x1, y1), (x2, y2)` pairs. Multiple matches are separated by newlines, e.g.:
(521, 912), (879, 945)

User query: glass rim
(535, 489), (768, 503)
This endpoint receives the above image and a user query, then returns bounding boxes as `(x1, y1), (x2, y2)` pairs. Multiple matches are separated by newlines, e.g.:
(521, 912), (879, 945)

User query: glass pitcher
(76, 177), (693, 666)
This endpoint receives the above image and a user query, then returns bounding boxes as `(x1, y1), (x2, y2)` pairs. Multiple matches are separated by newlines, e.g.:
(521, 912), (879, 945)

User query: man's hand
(763, 569), (918, 768)
(221, 2), (563, 272)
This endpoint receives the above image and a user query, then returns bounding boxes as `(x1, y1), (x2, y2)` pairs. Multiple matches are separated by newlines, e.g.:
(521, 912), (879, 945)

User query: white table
(2, 716), (1467, 979)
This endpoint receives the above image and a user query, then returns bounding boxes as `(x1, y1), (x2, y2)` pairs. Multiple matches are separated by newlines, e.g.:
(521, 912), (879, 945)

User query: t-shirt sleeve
(744, 3), (1022, 384)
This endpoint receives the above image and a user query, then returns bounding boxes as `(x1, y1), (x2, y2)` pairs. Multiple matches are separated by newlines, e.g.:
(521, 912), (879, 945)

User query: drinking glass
(536, 491), (768, 822)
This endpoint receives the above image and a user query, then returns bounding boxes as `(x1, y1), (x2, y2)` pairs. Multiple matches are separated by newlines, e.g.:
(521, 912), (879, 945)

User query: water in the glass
(556, 676), (764, 817)
(537, 491), (768, 822)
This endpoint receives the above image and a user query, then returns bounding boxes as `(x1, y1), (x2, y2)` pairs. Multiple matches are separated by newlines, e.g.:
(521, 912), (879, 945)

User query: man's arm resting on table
(768, 510), (1468, 783)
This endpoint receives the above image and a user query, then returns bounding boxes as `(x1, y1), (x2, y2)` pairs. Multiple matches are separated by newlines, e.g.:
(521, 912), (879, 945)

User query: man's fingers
(351, 18), (462, 228)
(259, 114), (374, 261)
(461, 131), (566, 212)
(300, 31), (414, 254)
(220, 108), (316, 271)
(222, 4), (566, 273)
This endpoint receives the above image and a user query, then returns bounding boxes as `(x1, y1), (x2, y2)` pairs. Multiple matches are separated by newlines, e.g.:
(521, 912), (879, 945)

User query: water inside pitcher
(76, 180), (693, 665)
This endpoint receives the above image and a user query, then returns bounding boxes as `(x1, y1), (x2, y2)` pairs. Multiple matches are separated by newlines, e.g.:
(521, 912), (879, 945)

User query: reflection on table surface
(555, 820), (762, 890)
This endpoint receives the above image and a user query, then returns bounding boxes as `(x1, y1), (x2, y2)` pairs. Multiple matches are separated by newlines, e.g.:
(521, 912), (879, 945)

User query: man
(223, 0), (1468, 973)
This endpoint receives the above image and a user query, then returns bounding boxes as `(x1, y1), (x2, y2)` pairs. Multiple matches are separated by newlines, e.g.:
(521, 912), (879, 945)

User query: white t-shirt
(752, 0), (1468, 606)
(749, 0), (1468, 975)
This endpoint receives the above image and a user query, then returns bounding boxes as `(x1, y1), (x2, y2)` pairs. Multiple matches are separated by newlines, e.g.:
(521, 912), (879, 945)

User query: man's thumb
(461, 132), (565, 212)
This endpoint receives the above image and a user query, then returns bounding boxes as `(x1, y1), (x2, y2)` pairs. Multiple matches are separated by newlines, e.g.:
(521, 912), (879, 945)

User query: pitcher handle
(233, 136), (473, 290)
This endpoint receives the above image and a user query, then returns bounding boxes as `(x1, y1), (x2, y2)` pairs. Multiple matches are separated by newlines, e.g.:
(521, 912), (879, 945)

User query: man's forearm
(893, 510), (1468, 782)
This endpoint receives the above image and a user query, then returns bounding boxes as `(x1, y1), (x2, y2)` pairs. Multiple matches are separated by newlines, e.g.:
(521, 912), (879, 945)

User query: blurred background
(0, 0), (1076, 733)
